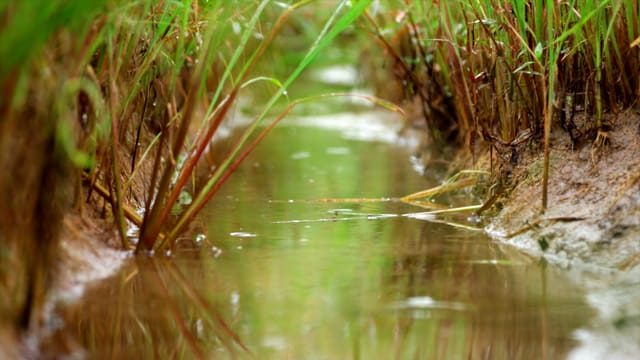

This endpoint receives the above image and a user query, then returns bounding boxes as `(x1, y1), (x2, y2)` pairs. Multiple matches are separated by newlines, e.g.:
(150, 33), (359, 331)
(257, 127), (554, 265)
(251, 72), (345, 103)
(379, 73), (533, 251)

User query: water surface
(60, 114), (592, 359)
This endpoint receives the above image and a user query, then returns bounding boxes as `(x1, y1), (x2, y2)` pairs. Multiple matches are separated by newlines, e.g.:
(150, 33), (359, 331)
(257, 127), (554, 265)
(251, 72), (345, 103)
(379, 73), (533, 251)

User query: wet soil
(486, 108), (640, 271)
(478, 108), (640, 359)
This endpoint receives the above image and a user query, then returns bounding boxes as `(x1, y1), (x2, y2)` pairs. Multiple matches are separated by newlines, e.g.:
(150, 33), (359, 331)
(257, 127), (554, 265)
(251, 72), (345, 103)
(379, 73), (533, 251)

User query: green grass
(2, 0), (374, 253)
(7, 0), (636, 254)
(0, 0), (378, 339)
(4, 0), (626, 348)
(367, 0), (640, 210)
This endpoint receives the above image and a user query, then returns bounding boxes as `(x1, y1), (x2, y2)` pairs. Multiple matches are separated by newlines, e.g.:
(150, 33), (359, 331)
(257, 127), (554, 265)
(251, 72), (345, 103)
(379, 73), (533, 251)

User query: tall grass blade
(161, 0), (373, 248)
(138, 1), (274, 250)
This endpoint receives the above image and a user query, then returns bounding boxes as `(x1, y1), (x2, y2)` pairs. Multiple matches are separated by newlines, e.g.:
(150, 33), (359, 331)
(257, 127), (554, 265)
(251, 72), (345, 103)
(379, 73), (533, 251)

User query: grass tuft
(0, 0), (375, 338)
(33, 1), (371, 252)
(366, 0), (640, 210)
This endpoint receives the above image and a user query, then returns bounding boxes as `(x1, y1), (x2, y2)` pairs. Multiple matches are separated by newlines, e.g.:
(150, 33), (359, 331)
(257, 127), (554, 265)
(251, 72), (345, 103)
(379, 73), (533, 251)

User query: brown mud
(478, 108), (640, 359)
(485, 108), (640, 271)
(1, 107), (160, 356)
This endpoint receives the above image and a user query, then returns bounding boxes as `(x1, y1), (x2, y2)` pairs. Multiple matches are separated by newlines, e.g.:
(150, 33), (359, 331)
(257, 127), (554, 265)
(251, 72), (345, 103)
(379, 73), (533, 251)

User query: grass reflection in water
(61, 125), (591, 359)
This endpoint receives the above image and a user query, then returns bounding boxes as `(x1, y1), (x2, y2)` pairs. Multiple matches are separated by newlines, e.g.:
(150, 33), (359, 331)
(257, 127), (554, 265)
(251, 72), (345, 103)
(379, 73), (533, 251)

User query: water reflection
(59, 122), (592, 359)
(382, 220), (589, 359)
(59, 255), (250, 359)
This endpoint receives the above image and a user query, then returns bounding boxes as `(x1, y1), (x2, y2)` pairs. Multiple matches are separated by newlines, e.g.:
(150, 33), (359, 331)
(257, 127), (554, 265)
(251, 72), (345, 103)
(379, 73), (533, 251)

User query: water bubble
(152, 101), (157, 107)
(195, 234), (206, 245)
(211, 246), (222, 257)
(282, 90), (288, 96)
(81, 113), (88, 122)
(164, 249), (172, 257)
(467, 213), (483, 225)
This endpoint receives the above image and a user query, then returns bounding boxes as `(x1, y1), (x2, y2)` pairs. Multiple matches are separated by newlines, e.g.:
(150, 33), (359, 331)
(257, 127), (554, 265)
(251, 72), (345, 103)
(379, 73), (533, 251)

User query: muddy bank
(484, 108), (640, 271)
(21, 212), (127, 357)
(475, 108), (640, 359)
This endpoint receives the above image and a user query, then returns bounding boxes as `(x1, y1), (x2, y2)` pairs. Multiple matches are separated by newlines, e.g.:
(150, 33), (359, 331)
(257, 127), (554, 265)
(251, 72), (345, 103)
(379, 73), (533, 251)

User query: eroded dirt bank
(485, 108), (640, 271)
(480, 108), (640, 358)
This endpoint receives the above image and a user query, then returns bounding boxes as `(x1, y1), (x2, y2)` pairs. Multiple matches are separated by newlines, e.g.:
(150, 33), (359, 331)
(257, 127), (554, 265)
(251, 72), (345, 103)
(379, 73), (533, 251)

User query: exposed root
(590, 127), (611, 163)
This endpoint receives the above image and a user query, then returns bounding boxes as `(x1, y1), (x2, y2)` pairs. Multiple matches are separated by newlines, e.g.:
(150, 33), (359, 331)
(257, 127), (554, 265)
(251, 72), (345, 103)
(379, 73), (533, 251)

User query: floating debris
(392, 296), (468, 311)
(230, 232), (257, 238)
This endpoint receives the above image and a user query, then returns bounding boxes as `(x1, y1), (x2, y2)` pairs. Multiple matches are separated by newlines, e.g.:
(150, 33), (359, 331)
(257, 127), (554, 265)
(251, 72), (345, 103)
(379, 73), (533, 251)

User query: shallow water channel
(60, 112), (594, 359)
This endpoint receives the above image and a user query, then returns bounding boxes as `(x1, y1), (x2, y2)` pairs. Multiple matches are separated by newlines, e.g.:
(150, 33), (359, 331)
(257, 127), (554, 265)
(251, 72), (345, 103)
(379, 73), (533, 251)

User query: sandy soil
(486, 108), (640, 270)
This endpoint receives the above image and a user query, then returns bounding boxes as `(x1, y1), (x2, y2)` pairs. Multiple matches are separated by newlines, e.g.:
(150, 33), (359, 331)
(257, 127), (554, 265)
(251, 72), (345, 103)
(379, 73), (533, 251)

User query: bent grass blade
(401, 170), (489, 204)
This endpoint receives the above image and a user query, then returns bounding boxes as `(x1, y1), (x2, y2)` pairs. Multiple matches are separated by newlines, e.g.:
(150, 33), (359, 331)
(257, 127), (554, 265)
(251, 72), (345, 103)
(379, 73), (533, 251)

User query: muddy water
(59, 113), (592, 359)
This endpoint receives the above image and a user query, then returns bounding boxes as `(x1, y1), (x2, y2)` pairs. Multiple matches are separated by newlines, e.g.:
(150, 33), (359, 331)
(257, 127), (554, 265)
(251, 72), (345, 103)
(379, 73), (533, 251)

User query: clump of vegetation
(365, 0), (639, 208)
(0, 0), (371, 338)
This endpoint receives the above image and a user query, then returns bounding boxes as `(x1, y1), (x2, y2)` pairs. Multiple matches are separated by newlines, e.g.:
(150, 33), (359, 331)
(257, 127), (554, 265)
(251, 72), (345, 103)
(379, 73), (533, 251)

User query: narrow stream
(59, 111), (593, 359)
